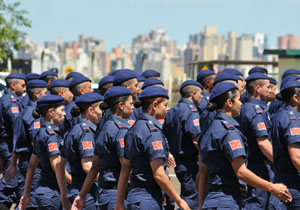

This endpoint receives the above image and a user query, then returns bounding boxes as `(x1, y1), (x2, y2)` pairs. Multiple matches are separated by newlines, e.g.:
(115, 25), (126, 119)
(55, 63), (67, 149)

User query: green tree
(0, 0), (31, 61)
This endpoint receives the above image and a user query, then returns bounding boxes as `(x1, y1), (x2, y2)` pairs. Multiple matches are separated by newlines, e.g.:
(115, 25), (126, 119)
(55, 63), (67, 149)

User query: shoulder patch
(46, 126), (55, 135)
(33, 122), (41, 129)
(11, 107), (19, 113)
(128, 120), (135, 127)
(119, 139), (125, 148)
(146, 120), (158, 132)
(221, 120), (234, 130)
(189, 105), (198, 112)
(82, 141), (93, 150)
(257, 122), (267, 130)
(255, 105), (264, 114)
(193, 119), (200, 126)
(290, 128), (300, 135)
(158, 119), (165, 124)
(80, 123), (90, 131)
(152, 141), (164, 150)
(48, 143), (58, 152)
(229, 140), (243, 150)
(288, 111), (297, 120)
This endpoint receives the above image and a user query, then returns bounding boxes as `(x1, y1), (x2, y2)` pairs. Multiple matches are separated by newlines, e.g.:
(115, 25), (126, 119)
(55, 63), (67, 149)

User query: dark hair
(246, 79), (265, 96)
(276, 87), (300, 103)
(134, 97), (167, 112)
(32, 104), (64, 119)
(41, 75), (56, 83)
(198, 75), (214, 87)
(71, 101), (101, 117)
(180, 85), (201, 98)
(206, 89), (238, 112)
(27, 87), (45, 100)
(100, 95), (130, 113)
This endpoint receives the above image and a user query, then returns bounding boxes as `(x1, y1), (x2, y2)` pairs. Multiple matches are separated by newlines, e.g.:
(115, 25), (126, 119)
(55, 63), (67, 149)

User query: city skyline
(21, 0), (300, 51)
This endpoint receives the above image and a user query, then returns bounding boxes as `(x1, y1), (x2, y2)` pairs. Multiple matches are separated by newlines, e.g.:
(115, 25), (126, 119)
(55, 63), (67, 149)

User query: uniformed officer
(198, 82), (292, 210)
(115, 86), (190, 210)
(164, 80), (202, 209)
(65, 72), (84, 81)
(141, 78), (164, 90)
(39, 70), (58, 87)
(248, 66), (268, 75)
(18, 95), (72, 210)
(56, 92), (104, 210)
(239, 73), (278, 209)
(70, 76), (93, 99)
(271, 81), (300, 209)
(98, 76), (114, 96)
(222, 68), (245, 96)
(281, 69), (300, 80)
(0, 73), (26, 174)
(71, 87), (133, 210)
(137, 75), (146, 95)
(141, 69), (160, 79)
(267, 77), (277, 104)
(49, 79), (74, 135)
(3, 80), (48, 209)
(21, 73), (41, 109)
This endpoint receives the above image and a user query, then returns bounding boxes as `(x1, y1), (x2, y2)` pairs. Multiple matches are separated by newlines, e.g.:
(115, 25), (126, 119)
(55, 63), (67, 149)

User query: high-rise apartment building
(278, 34), (299, 49)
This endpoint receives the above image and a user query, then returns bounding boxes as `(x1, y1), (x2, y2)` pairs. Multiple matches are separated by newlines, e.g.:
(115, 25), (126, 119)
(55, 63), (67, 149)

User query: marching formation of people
(0, 66), (299, 210)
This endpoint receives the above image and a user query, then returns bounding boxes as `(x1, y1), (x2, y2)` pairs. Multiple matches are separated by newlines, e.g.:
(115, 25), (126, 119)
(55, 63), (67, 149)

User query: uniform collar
(179, 97), (197, 108)
(41, 120), (60, 131)
(215, 112), (240, 127)
(7, 89), (21, 99)
(28, 100), (36, 107)
(109, 114), (130, 128)
(79, 118), (97, 131)
(283, 104), (300, 115)
(139, 112), (163, 129)
(202, 91), (210, 97)
(245, 97), (267, 109)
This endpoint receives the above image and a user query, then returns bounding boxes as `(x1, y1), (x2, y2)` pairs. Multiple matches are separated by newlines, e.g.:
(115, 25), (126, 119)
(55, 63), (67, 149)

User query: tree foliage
(0, 0), (31, 61)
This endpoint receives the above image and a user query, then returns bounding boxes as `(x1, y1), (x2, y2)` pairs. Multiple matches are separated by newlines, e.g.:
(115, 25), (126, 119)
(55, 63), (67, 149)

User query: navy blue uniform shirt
(271, 105), (300, 189)
(63, 118), (96, 184)
(239, 97), (271, 162)
(95, 115), (130, 183)
(200, 112), (247, 187)
(125, 113), (169, 184)
(33, 120), (63, 188)
(164, 98), (201, 159)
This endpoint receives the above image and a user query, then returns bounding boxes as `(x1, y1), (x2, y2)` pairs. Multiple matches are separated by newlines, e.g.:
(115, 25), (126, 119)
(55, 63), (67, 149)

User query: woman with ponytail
(72, 86), (133, 210)
(198, 82), (292, 210)
(19, 94), (71, 210)
(56, 92), (104, 210)
(271, 81), (300, 209)
(115, 86), (190, 210)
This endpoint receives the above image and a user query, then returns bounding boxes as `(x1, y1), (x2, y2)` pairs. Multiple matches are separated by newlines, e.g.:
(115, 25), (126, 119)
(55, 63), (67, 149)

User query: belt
(208, 184), (248, 198)
(130, 180), (160, 189)
(98, 181), (118, 189)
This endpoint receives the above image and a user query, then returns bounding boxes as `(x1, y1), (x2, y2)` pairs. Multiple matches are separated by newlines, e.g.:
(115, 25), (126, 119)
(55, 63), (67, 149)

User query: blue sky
(20, 0), (300, 51)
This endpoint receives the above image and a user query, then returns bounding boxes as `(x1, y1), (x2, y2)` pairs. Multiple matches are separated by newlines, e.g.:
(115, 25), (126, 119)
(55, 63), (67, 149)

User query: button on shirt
(239, 97), (271, 162)
(125, 113), (168, 184)
(200, 112), (247, 187)
(63, 118), (96, 184)
(164, 98), (201, 159)
(271, 105), (300, 189)
(95, 115), (130, 183)
(33, 120), (63, 187)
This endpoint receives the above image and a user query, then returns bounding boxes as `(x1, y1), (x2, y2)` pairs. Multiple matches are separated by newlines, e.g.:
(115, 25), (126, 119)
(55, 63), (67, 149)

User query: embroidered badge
(33, 122), (40, 129)
(152, 141), (164, 150)
(193, 119), (200, 126)
(119, 139), (125, 148)
(128, 120), (135, 127)
(82, 141), (93, 150)
(257, 123), (267, 130)
(229, 140), (243, 150)
(11, 107), (19, 113)
(290, 128), (300, 135)
(48, 143), (58, 152)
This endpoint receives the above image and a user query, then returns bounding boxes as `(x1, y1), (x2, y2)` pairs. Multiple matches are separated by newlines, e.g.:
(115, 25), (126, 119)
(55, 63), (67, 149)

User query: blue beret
(137, 75), (146, 82)
(269, 77), (277, 85)
(197, 70), (215, 81)
(245, 73), (270, 82)
(138, 86), (169, 100)
(113, 69), (138, 86)
(65, 72), (83, 80)
(210, 82), (238, 102)
(213, 73), (239, 86)
(248, 67), (268, 75)
(142, 78), (164, 90)
(98, 76), (114, 89)
(6, 73), (26, 80)
(282, 69), (300, 79)
(27, 80), (48, 88)
(75, 92), (104, 104)
(37, 94), (65, 107)
(142, 69), (160, 78)
(280, 81), (300, 93)
(25, 73), (40, 82)
(49, 79), (70, 89)
(104, 86), (132, 101)
(222, 68), (243, 77)
(109, 70), (120, 76)
(40, 70), (58, 79)
(69, 76), (91, 89)
(281, 75), (300, 88)
(180, 80), (203, 92)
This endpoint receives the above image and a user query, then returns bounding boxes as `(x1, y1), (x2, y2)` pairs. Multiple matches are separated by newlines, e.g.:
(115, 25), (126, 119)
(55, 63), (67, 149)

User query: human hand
(71, 195), (85, 210)
(270, 183), (292, 202)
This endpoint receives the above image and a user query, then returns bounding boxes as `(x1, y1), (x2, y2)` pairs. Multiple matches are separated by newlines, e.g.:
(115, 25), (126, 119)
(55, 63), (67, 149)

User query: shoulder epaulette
(46, 125), (56, 135)
(288, 110), (298, 120)
(80, 123), (90, 131)
(221, 120), (235, 130)
(188, 104), (198, 112)
(254, 104), (264, 114)
(146, 120), (158, 132)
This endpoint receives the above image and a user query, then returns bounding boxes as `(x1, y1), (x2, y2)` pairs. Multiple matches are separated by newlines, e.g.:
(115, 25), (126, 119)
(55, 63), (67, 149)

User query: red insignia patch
(11, 107), (19, 113)
(48, 143), (58, 152)
(257, 123), (266, 130)
(33, 122), (40, 129)
(128, 120), (135, 127)
(119, 139), (125, 148)
(82, 141), (93, 150)
(158, 119), (165, 124)
(229, 140), (243, 150)
(290, 128), (300, 135)
(152, 141), (164, 150)
(193, 119), (200, 126)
